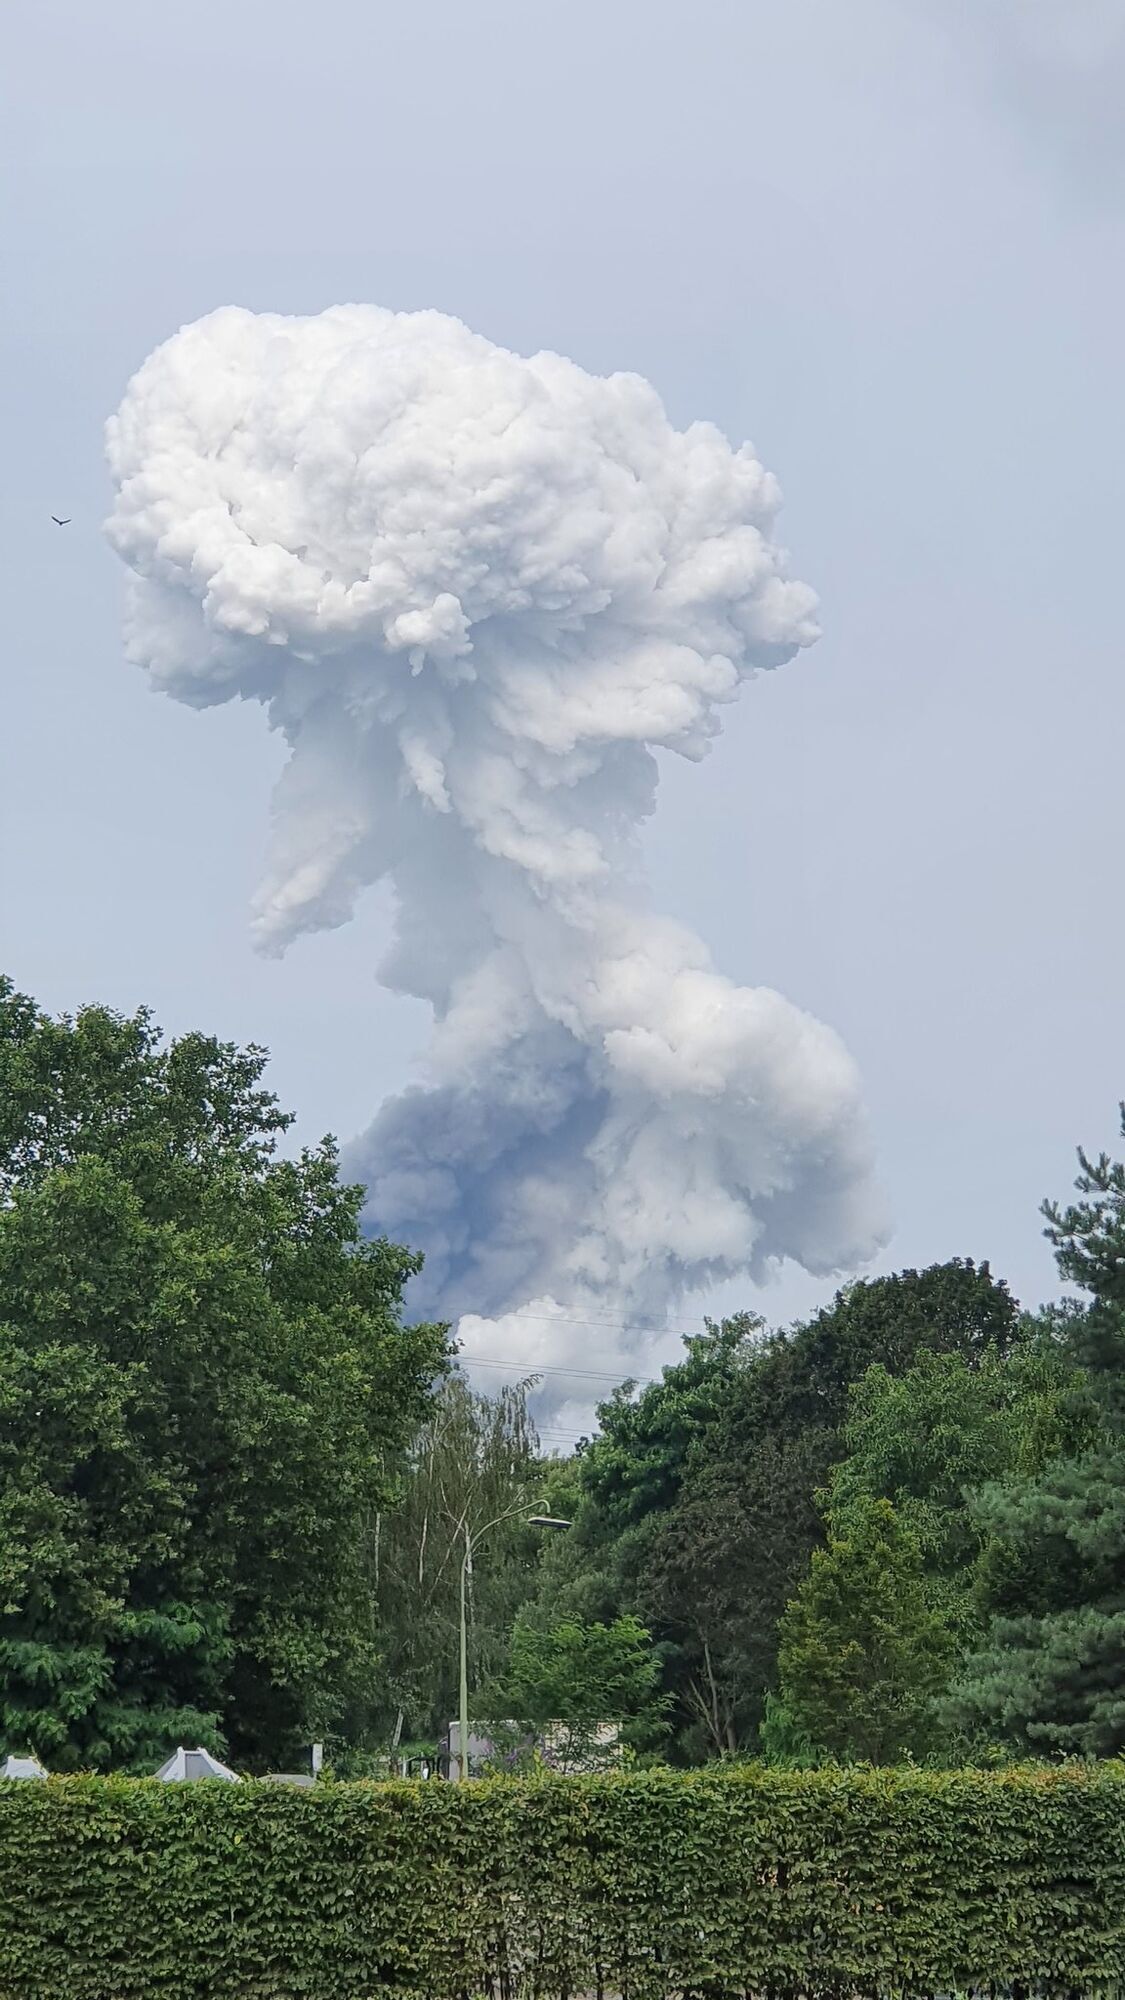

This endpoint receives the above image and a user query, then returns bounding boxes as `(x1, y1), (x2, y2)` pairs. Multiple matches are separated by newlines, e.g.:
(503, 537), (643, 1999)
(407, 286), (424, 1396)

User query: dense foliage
(776, 1496), (954, 1762)
(496, 1611), (668, 1769)
(948, 1440), (1125, 1755)
(523, 1259), (1022, 1758)
(3, 970), (1125, 1778)
(499, 1120), (1125, 1766)
(0, 979), (447, 1772)
(1, 1765), (1121, 1999)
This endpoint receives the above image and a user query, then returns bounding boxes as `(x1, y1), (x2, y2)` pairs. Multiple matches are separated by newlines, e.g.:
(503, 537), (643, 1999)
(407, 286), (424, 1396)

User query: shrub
(0, 1763), (1121, 1998)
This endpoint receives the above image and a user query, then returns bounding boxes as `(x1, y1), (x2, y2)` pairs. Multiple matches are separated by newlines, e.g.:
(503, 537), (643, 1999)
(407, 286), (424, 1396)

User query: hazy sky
(4, 0), (1124, 1419)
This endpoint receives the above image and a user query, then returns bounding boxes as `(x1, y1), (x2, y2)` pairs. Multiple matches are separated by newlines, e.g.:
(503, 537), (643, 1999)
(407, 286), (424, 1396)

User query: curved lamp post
(456, 1508), (571, 1780)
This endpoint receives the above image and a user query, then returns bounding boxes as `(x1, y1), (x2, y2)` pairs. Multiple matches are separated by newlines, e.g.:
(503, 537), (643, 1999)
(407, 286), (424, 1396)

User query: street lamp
(456, 1507), (571, 1781)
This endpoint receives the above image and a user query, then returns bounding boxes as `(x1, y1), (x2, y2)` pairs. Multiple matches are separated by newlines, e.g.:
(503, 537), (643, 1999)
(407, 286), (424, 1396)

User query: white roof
(1, 1755), (46, 1780)
(154, 1746), (239, 1782)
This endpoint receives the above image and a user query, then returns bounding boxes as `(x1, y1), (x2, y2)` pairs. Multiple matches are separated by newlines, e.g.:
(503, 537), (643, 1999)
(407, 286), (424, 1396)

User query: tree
(498, 1613), (667, 1771)
(527, 1317), (766, 1692)
(637, 1263), (1015, 1757)
(947, 1447), (1125, 1756)
(641, 1427), (828, 1757)
(0, 1327), (227, 1767)
(0, 979), (447, 1771)
(941, 1120), (1125, 1756)
(828, 1335), (1104, 1633)
(529, 1266), (1018, 1763)
(778, 1260), (1020, 1423)
(370, 1372), (545, 1746)
(575, 1317), (765, 1535)
(1043, 1106), (1125, 1396)
(776, 1497), (954, 1763)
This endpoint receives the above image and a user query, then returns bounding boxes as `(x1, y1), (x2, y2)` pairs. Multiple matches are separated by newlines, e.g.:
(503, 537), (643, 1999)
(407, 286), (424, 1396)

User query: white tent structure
(1, 1755), (46, 1780)
(154, 1746), (239, 1782)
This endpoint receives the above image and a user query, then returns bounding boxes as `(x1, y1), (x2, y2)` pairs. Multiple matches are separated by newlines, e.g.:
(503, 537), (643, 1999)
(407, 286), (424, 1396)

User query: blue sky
(3, 0), (1124, 1370)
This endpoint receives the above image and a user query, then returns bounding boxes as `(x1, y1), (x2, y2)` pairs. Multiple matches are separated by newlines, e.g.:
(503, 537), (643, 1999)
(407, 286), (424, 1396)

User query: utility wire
(456, 1355), (660, 1386)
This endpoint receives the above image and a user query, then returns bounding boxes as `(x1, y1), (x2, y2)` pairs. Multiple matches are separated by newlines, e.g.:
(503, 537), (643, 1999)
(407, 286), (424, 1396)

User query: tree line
(0, 974), (1122, 1772)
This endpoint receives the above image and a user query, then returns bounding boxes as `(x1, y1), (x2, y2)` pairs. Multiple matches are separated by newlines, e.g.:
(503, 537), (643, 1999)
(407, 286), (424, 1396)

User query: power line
(456, 1355), (659, 1386)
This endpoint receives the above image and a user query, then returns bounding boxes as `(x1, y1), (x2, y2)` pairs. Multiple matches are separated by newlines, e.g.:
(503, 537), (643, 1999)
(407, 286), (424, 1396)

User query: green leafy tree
(0, 979), (447, 1771)
(576, 1317), (765, 1535)
(776, 1497), (954, 1762)
(530, 1265), (1016, 1762)
(638, 1263), (1015, 1756)
(828, 1335), (1104, 1633)
(370, 1372), (544, 1745)
(529, 1317), (766, 1679)
(777, 1259), (1019, 1419)
(641, 1428), (827, 1756)
(756, 1690), (825, 1767)
(498, 1613), (667, 1771)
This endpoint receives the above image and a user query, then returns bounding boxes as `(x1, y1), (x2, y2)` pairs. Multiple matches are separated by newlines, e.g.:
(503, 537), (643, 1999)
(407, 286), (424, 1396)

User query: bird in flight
(51, 515), (71, 526)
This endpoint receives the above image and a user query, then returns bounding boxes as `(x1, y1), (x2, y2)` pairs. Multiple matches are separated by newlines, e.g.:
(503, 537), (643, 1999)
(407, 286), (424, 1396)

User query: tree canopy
(526, 1261), (1019, 1759)
(0, 979), (447, 1771)
(4, 972), (1125, 1776)
(497, 1613), (667, 1771)
(369, 1371), (546, 1747)
(776, 1496), (954, 1764)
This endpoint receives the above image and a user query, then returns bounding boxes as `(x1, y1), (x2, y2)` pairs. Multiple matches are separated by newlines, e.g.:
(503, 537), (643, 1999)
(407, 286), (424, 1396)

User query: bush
(0, 1764), (1122, 1997)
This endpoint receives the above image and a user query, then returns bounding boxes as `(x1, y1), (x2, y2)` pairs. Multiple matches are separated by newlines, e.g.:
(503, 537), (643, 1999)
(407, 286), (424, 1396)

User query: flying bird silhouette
(51, 515), (71, 526)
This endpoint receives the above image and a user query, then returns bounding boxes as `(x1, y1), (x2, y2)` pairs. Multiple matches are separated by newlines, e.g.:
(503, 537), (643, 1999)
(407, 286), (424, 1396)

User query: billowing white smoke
(106, 305), (885, 1390)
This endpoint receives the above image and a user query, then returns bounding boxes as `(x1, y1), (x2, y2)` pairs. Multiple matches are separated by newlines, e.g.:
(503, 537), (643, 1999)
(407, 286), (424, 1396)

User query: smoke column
(106, 305), (885, 1388)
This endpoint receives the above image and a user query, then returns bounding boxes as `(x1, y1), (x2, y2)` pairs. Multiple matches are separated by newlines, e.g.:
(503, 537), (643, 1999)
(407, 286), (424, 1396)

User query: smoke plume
(106, 305), (885, 1385)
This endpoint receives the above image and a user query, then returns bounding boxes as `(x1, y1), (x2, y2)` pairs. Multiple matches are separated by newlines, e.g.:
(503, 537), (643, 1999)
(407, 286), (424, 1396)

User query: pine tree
(948, 1446), (1125, 1755)
(947, 1114), (1125, 1755)
(1043, 1106), (1125, 1397)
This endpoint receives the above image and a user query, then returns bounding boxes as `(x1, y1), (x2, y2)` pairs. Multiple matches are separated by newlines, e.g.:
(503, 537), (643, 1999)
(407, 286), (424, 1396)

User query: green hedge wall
(0, 1764), (1123, 1999)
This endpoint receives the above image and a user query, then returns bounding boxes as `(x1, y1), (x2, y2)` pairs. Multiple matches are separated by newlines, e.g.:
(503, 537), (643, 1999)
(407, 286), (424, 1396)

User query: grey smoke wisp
(106, 305), (885, 1385)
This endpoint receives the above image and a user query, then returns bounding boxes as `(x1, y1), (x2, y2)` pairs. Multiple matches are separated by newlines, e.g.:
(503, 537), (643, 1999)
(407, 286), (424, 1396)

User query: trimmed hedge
(0, 1764), (1123, 1998)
